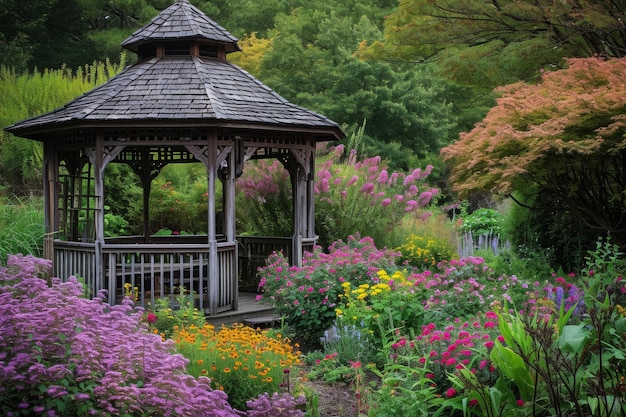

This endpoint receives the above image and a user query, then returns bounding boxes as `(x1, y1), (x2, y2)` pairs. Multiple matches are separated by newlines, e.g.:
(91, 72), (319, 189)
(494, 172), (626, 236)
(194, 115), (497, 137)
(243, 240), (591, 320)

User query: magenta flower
(360, 182), (375, 194)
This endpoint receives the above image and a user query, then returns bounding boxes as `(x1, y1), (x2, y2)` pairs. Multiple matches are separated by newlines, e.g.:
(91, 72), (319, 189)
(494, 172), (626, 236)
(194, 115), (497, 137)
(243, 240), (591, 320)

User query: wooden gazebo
(5, 0), (344, 316)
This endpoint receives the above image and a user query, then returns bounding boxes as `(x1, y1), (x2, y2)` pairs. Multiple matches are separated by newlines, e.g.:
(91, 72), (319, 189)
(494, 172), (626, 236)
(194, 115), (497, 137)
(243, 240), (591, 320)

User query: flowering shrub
(314, 145), (439, 249)
(336, 270), (424, 338)
(257, 234), (398, 343)
(0, 254), (240, 417)
(409, 315), (502, 394)
(174, 323), (301, 410)
(396, 234), (456, 270)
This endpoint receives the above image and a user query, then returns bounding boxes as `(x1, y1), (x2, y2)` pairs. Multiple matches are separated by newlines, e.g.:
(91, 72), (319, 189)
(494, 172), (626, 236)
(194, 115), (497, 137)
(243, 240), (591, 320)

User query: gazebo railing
(52, 240), (237, 314)
(54, 240), (97, 294)
(103, 242), (237, 313)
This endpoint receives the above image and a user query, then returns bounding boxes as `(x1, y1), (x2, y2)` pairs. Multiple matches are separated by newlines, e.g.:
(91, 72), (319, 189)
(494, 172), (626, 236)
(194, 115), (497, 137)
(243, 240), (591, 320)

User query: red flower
(445, 388), (457, 397)
(146, 313), (157, 323)
(516, 399), (525, 407)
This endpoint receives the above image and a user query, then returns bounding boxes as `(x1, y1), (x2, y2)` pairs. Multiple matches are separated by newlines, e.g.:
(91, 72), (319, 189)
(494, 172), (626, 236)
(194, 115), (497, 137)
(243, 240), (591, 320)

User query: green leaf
(490, 342), (534, 401)
(557, 324), (590, 356)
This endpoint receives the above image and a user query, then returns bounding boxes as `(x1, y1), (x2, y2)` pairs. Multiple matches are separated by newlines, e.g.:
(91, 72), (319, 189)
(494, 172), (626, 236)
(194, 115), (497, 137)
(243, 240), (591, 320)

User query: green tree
(253, 2), (484, 168)
(358, 0), (626, 88)
(0, 0), (100, 72)
(441, 57), (626, 248)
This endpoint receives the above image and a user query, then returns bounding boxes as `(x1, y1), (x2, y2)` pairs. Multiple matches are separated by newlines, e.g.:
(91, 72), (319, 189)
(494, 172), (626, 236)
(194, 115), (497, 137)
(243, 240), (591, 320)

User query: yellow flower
(223, 367), (231, 373)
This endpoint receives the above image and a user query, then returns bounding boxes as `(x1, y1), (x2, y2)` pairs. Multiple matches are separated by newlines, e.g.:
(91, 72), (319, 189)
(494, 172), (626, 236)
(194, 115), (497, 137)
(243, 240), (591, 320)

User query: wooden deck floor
(205, 292), (277, 327)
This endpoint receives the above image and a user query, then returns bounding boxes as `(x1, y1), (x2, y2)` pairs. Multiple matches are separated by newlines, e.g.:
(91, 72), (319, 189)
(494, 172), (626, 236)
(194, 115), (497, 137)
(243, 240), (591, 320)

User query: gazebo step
(242, 315), (280, 327)
(205, 292), (277, 327)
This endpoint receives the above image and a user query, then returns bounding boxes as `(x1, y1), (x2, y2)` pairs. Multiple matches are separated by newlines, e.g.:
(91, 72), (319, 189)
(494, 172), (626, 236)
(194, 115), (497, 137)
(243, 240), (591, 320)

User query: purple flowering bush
(0, 254), (306, 417)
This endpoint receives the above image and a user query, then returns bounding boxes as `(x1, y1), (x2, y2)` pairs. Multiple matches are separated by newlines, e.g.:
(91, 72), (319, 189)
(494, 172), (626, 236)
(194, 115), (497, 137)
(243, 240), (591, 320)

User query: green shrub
(459, 208), (504, 236)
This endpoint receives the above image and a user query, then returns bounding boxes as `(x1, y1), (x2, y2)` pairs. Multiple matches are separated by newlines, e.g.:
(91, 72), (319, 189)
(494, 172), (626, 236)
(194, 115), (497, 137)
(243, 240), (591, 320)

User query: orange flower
(223, 367), (231, 373)
(197, 359), (204, 365)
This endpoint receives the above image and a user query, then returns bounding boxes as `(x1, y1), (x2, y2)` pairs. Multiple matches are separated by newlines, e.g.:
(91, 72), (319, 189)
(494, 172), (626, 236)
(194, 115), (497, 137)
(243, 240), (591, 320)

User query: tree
(358, 0), (626, 87)
(441, 57), (626, 247)
(0, 0), (100, 72)
(252, 2), (485, 168)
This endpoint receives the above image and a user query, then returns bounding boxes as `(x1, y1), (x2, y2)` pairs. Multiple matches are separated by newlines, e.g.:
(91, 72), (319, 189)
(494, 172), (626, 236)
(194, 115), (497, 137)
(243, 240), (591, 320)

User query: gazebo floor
(205, 292), (277, 327)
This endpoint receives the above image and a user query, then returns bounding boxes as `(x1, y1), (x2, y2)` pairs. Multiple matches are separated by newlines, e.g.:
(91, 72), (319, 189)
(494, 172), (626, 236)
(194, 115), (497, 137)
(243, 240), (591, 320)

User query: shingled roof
(5, 0), (344, 141)
(121, 0), (241, 53)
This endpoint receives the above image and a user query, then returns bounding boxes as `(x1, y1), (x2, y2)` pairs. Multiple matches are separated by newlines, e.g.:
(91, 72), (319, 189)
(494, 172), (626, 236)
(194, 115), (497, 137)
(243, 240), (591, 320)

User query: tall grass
(0, 197), (44, 265)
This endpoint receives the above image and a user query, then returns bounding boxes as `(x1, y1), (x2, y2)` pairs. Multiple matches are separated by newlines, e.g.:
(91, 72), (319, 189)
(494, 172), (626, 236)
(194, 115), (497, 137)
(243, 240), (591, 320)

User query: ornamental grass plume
(0, 254), (241, 417)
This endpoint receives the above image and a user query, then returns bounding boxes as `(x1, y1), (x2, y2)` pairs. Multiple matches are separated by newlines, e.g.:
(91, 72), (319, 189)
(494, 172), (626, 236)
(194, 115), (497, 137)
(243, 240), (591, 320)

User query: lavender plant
(245, 392), (306, 417)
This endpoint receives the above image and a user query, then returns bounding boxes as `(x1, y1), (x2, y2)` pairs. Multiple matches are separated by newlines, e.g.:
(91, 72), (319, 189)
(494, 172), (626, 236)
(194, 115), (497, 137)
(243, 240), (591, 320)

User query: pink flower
(381, 198), (391, 207)
(516, 399), (525, 407)
(146, 313), (157, 323)
(360, 182), (375, 194)
(484, 341), (494, 349)
(445, 388), (457, 397)
(485, 311), (498, 319)
(484, 321), (496, 328)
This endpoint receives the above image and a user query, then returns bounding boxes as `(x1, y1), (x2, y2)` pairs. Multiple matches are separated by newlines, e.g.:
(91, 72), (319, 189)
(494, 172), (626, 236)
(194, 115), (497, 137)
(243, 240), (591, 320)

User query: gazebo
(5, 0), (344, 316)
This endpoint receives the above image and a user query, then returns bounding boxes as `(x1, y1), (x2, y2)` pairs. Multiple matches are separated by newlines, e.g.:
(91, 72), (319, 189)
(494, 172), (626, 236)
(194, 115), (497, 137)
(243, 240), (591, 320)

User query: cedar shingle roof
(121, 0), (240, 53)
(5, 0), (344, 141)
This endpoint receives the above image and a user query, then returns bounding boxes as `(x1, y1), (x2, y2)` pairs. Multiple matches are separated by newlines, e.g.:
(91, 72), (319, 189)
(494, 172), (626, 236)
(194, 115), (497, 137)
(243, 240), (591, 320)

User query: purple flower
(360, 182), (375, 194)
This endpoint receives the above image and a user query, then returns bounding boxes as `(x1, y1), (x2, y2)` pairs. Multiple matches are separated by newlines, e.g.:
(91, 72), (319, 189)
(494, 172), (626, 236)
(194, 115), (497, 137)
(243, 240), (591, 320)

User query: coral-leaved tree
(441, 57), (626, 246)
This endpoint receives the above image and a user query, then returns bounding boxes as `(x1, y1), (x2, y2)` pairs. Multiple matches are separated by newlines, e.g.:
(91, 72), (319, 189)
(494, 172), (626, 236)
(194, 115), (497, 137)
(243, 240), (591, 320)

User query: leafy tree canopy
(357, 0), (626, 87)
(248, 2), (489, 168)
(441, 57), (626, 244)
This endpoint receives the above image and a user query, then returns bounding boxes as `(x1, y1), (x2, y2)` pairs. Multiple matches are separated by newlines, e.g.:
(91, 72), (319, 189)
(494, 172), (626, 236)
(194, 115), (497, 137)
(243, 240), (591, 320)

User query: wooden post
(291, 158), (304, 267)
(93, 134), (105, 295)
(207, 136), (219, 316)
(42, 140), (59, 263)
